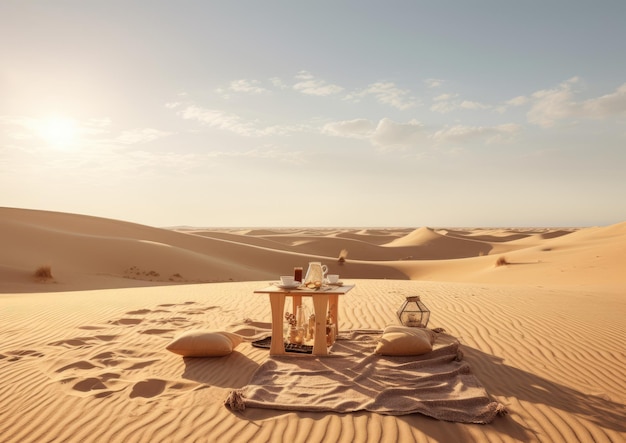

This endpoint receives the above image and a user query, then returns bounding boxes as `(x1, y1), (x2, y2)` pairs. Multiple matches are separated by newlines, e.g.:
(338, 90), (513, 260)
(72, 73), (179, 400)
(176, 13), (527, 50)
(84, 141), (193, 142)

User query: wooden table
(254, 284), (355, 356)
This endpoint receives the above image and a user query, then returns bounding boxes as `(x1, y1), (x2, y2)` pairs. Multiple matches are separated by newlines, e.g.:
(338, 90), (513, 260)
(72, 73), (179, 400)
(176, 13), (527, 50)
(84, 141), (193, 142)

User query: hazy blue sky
(2, 1), (625, 227)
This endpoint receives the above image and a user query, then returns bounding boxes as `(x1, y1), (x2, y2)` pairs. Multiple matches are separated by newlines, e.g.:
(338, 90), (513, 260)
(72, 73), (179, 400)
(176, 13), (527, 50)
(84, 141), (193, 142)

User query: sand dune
(1, 207), (625, 442)
(3, 207), (624, 292)
(383, 226), (493, 259)
(0, 208), (409, 292)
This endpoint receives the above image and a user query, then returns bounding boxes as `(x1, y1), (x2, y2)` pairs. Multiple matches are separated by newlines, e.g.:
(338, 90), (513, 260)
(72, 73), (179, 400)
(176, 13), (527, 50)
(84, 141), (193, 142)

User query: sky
(1, 1), (625, 228)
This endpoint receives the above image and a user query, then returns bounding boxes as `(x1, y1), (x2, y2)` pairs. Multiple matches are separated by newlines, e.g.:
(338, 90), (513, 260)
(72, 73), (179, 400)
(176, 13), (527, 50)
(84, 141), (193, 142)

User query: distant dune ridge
(1, 207), (624, 292)
(1, 207), (625, 442)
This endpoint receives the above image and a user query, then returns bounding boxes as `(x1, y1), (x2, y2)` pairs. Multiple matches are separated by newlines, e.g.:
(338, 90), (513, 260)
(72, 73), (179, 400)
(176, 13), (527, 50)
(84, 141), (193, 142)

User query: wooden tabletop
(254, 284), (354, 294)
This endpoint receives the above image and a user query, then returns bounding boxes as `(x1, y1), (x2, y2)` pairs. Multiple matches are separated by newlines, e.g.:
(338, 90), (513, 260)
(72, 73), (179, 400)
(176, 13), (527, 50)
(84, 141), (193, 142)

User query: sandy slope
(2, 207), (624, 293)
(0, 207), (625, 442)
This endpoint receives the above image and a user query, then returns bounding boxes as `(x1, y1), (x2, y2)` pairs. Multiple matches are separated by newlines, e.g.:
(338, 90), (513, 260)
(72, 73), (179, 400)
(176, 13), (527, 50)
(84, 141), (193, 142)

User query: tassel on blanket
(224, 390), (246, 411)
(455, 348), (464, 362)
(495, 403), (508, 416)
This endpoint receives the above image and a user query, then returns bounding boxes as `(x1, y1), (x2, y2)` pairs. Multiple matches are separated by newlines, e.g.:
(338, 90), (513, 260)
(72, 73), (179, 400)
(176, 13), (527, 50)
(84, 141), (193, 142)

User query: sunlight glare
(38, 116), (78, 147)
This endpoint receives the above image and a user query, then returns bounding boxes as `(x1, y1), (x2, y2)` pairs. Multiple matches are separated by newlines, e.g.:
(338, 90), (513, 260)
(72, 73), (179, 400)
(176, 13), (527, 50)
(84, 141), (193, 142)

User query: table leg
(329, 294), (339, 336)
(268, 293), (286, 356)
(312, 294), (329, 355)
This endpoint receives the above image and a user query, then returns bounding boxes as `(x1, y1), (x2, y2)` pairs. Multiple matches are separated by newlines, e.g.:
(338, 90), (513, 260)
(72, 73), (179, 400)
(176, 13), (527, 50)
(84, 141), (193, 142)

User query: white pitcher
(304, 262), (328, 285)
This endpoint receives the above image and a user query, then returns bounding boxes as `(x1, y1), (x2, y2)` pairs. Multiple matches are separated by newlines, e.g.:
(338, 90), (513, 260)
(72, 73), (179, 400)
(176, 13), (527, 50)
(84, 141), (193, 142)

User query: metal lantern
(397, 295), (430, 327)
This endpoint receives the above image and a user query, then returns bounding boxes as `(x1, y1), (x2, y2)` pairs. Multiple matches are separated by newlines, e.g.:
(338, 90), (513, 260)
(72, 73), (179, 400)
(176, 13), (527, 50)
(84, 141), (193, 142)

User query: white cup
(327, 274), (340, 284)
(280, 275), (295, 286)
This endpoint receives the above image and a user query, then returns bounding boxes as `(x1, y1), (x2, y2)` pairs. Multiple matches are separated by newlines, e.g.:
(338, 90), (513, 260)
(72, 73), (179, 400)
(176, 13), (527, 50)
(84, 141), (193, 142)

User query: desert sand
(1, 207), (624, 442)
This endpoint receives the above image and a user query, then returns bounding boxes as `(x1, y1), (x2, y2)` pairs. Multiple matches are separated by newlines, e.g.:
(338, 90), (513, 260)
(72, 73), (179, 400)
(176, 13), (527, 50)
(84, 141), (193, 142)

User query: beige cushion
(375, 325), (436, 356)
(166, 330), (243, 357)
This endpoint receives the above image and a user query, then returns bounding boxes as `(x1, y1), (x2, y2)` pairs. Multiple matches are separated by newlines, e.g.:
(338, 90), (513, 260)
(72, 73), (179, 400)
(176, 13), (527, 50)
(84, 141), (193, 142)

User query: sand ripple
(1, 280), (624, 442)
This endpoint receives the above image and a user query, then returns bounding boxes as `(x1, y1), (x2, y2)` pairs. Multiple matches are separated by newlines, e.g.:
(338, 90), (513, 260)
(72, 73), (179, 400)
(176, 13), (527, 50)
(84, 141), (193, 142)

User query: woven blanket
(225, 330), (506, 424)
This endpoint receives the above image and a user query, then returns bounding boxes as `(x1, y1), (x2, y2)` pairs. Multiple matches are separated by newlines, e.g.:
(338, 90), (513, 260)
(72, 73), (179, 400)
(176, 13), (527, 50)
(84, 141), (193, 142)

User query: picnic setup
(221, 262), (506, 424)
(252, 262), (354, 356)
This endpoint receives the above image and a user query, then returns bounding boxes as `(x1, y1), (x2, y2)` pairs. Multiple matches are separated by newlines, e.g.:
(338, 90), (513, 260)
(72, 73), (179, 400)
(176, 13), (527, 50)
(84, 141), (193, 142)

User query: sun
(38, 116), (78, 147)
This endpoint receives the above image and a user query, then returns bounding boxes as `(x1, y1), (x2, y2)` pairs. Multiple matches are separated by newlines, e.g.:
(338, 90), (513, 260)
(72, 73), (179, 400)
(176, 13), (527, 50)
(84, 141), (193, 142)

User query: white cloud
(527, 77), (579, 127)
(433, 93), (456, 102)
(228, 79), (268, 94)
(430, 102), (455, 113)
(0, 115), (38, 140)
(347, 82), (416, 110)
(581, 83), (626, 118)
(424, 78), (444, 88)
(495, 95), (529, 113)
(270, 77), (288, 89)
(175, 105), (302, 137)
(322, 119), (375, 139)
(527, 78), (626, 127)
(323, 117), (425, 150)
(78, 118), (111, 136)
(432, 123), (521, 144)
(371, 118), (425, 149)
(258, 123), (309, 137)
(431, 94), (490, 113)
(293, 71), (343, 96)
(325, 118), (519, 150)
(117, 128), (173, 144)
(179, 106), (258, 136)
(506, 96), (529, 107)
(459, 100), (490, 110)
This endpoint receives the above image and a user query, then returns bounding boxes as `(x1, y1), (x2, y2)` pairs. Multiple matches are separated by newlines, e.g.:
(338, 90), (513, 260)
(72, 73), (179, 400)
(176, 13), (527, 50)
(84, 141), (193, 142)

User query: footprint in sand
(55, 360), (100, 372)
(94, 334), (118, 342)
(182, 309), (206, 315)
(140, 328), (176, 335)
(110, 318), (143, 326)
(148, 316), (200, 328)
(52, 347), (162, 399)
(78, 325), (106, 331)
(4, 349), (45, 362)
(63, 372), (124, 399)
(182, 305), (219, 315)
(126, 359), (159, 370)
(157, 301), (197, 309)
(129, 378), (167, 398)
(43, 300), (220, 400)
(72, 377), (108, 392)
(129, 378), (197, 399)
(159, 316), (187, 322)
(125, 309), (152, 315)
(115, 303), (207, 325)
(49, 335), (118, 348)
(92, 351), (123, 367)
(151, 309), (171, 314)
(59, 373), (193, 400)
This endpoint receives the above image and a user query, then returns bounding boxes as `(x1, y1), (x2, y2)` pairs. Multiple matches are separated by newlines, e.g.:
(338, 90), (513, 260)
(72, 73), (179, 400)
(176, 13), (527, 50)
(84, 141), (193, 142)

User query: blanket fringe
(224, 390), (246, 411)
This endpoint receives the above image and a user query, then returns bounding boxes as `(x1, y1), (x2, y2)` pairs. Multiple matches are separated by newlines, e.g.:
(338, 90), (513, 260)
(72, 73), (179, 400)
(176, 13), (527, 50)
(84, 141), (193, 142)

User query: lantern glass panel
(397, 296), (430, 327)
